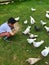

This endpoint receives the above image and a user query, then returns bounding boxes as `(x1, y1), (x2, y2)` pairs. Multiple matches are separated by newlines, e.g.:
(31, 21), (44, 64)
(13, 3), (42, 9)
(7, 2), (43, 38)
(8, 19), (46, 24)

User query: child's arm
(9, 30), (16, 36)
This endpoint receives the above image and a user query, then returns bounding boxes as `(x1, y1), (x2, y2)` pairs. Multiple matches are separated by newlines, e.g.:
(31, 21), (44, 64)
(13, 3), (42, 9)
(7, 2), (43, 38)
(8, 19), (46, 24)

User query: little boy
(0, 17), (18, 41)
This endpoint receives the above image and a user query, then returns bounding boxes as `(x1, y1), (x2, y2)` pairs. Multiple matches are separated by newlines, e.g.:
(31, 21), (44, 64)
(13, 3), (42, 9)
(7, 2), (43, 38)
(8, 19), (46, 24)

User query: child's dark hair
(8, 17), (17, 24)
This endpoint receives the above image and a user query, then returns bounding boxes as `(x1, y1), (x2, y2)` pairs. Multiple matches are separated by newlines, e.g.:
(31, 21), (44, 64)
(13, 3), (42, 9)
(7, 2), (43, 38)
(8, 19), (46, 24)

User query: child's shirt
(0, 22), (12, 33)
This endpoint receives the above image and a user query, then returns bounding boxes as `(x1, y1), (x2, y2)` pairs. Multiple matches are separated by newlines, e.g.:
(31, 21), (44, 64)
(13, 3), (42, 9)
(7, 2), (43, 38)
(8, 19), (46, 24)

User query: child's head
(8, 17), (18, 27)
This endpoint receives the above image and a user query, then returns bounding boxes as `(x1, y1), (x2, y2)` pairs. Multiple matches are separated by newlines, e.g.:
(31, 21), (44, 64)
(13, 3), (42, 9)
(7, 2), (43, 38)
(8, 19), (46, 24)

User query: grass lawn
(0, 0), (49, 65)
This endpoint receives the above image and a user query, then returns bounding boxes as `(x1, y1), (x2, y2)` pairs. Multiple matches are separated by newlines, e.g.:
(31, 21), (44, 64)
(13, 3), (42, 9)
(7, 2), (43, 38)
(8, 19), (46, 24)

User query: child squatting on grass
(0, 17), (18, 42)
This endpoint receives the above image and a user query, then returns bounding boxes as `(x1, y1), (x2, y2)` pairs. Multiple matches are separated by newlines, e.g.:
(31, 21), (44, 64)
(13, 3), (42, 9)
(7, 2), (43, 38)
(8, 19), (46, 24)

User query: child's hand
(14, 30), (17, 34)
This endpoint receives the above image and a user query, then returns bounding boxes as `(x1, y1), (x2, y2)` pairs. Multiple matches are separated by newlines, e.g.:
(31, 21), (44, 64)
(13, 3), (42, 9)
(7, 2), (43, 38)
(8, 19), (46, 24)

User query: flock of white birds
(22, 8), (49, 64)
(15, 8), (49, 65)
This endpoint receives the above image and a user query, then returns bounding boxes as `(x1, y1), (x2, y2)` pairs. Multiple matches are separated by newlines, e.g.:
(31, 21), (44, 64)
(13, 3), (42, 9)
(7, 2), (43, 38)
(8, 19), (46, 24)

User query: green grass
(0, 0), (49, 65)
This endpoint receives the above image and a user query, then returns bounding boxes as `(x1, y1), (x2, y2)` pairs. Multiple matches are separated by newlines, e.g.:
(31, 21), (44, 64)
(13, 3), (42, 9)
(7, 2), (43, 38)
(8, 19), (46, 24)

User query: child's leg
(0, 32), (12, 42)
(0, 32), (11, 37)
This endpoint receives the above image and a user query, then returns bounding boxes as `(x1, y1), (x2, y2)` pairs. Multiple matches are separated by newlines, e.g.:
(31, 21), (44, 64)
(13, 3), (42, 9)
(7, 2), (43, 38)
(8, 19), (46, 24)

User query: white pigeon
(40, 20), (47, 26)
(22, 26), (31, 35)
(33, 40), (44, 47)
(46, 11), (49, 18)
(44, 26), (49, 32)
(26, 58), (41, 65)
(46, 13), (49, 18)
(46, 11), (49, 13)
(30, 16), (35, 24)
(24, 20), (28, 24)
(27, 38), (36, 44)
(41, 47), (49, 57)
(15, 17), (20, 21)
(31, 8), (36, 11)
(29, 33), (38, 38)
